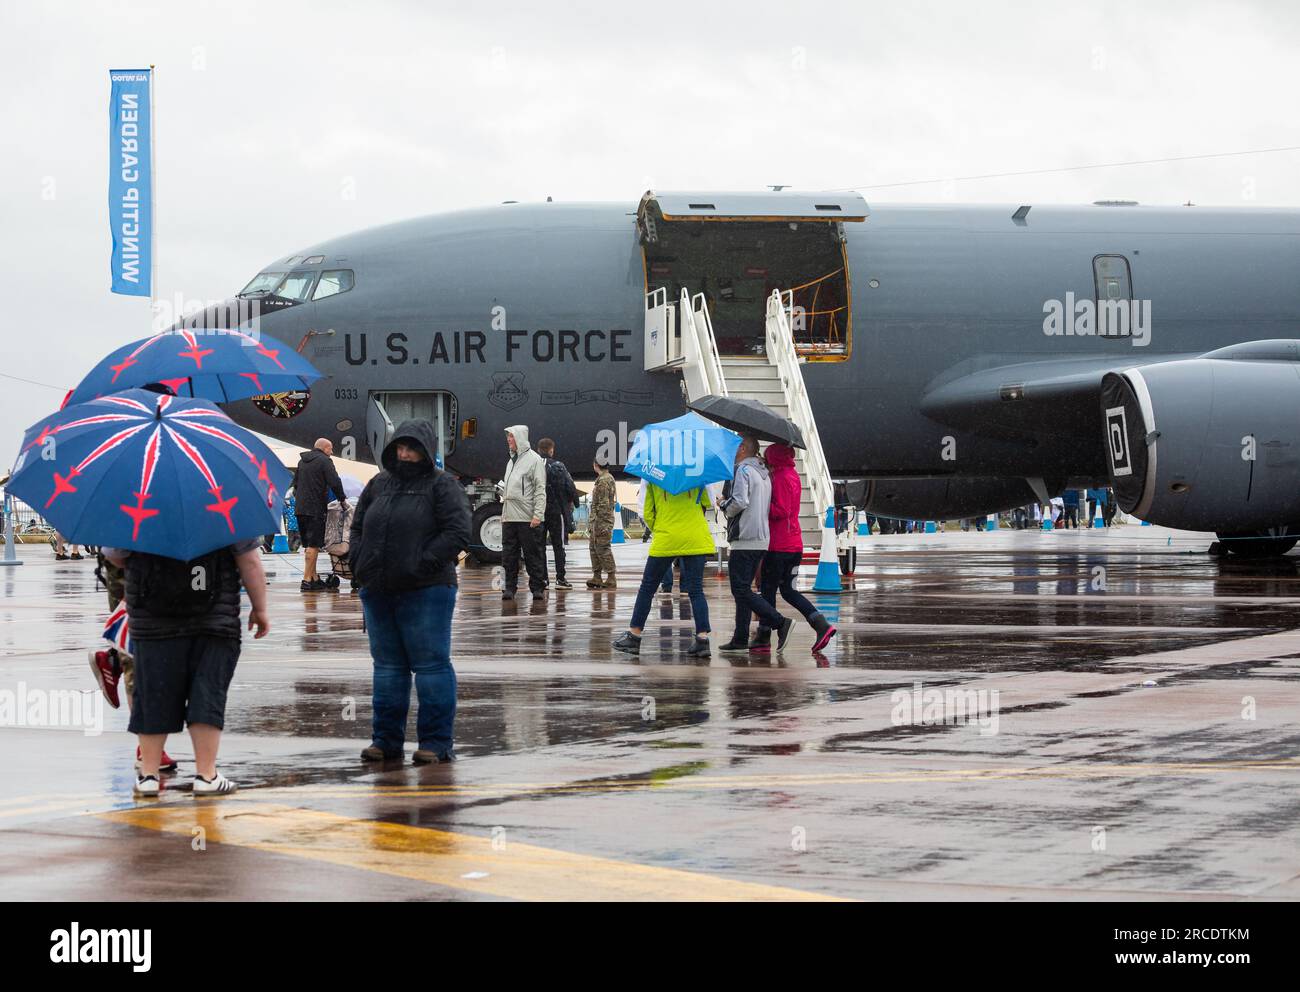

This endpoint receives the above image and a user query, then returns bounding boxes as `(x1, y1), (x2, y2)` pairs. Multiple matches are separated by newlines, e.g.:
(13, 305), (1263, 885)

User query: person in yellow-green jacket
(612, 481), (715, 658)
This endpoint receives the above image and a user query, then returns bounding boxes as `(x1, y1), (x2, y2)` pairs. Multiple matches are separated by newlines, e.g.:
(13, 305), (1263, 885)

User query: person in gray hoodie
(499, 425), (548, 600)
(718, 437), (792, 652)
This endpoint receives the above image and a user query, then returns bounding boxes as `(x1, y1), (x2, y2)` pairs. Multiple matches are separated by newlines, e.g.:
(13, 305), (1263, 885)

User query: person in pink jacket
(752, 444), (837, 653)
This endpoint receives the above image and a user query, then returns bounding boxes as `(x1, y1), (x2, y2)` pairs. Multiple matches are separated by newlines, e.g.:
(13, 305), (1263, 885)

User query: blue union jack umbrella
(7, 389), (292, 560)
(63, 328), (322, 407)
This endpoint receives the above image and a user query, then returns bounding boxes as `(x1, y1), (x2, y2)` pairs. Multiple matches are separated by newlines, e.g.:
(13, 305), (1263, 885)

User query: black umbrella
(687, 395), (806, 449)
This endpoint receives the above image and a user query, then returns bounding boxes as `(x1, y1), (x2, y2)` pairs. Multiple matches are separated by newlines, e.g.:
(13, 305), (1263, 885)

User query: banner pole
(149, 63), (157, 323)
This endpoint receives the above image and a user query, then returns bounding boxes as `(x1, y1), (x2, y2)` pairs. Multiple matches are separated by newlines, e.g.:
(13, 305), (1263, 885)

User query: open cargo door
(637, 190), (867, 359)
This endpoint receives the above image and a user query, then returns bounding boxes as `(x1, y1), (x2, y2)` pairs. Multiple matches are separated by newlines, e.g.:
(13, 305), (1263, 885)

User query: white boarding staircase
(645, 288), (835, 553)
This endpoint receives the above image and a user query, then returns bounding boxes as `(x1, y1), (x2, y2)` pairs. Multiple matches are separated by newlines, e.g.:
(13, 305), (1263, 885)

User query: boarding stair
(644, 288), (835, 552)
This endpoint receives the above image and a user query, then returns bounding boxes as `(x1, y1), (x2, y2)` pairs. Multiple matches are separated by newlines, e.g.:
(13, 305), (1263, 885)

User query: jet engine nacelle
(1102, 357), (1300, 531)
(860, 477), (1044, 520)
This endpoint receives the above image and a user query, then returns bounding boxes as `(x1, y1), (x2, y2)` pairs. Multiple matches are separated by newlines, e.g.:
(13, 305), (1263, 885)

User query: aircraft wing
(918, 354), (1190, 440)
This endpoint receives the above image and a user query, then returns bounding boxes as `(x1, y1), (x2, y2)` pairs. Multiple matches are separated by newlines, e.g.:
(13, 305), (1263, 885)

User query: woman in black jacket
(348, 420), (471, 763)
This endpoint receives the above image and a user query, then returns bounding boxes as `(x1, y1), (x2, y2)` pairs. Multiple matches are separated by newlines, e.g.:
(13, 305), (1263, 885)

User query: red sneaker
(88, 650), (121, 709)
(135, 747), (179, 774)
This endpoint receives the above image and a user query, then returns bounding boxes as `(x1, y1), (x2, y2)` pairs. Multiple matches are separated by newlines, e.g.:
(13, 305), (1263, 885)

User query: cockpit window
(239, 271), (285, 296)
(312, 269), (355, 301)
(302, 255), (325, 265)
(273, 270), (318, 302)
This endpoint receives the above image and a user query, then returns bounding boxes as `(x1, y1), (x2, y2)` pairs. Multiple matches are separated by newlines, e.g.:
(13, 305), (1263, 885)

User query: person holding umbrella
(717, 436), (792, 652)
(752, 443), (837, 653)
(612, 479), (716, 657)
(105, 536), (269, 796)
(613, 412), (739, 657)
(8, 388), (292, 797)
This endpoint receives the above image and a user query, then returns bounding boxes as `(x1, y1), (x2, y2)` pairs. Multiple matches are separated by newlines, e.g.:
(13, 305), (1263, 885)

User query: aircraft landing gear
(1215, 525), (1299, 557)
(470, 500), (504, 565)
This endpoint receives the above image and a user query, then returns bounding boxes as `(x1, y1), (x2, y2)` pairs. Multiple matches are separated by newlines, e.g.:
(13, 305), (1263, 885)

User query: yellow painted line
(98, 803), (844, 902)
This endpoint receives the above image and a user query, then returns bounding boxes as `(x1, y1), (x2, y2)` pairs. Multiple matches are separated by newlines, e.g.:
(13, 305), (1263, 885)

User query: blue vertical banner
(108, 68), (153, 297)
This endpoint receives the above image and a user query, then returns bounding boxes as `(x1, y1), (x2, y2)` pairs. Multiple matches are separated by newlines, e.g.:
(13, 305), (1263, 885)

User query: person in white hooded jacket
(499, 425), (548, 600)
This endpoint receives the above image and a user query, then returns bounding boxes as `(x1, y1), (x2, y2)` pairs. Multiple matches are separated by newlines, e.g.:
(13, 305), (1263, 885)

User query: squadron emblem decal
(487, 372), (528, 411)
(252, 390), (311, 419)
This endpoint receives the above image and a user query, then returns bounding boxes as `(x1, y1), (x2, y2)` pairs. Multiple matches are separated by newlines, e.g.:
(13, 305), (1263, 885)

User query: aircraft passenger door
(366, 391), (457, 465)
(366, 394), (394, 464)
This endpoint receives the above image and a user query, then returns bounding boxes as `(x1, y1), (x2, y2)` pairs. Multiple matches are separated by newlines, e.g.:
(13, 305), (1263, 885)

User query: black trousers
(502, 521), (546, 593)
(541, 511), (567, 581)
(728, 549), (786, 642)
(758, 550), (816, 630)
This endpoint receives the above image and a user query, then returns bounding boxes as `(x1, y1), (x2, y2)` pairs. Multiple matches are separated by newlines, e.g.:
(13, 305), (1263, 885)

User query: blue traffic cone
(612, 503), (625, 544)
(272, 534), (289, 553)
(812, 506), (842, 592)
(924, 520), (937, 534)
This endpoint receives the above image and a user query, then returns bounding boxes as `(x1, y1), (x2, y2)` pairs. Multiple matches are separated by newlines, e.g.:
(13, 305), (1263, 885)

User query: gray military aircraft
(171, 190), (1300, 560)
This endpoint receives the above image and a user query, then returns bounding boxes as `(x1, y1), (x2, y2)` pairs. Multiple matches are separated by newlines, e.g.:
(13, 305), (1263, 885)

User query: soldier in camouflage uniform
(587, 458), (617, 588)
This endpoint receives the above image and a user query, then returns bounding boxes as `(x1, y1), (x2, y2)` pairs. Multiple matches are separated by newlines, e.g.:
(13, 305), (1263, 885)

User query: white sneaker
(133, 775), (160, 797)
(192, 772), (237, 796)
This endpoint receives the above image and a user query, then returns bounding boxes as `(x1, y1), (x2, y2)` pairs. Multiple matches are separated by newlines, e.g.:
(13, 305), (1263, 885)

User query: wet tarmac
(1, 525), (1297, 901)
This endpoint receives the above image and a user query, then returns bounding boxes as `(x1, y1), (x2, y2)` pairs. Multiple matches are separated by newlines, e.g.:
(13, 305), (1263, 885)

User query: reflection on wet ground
(2, 527), (1298, 900)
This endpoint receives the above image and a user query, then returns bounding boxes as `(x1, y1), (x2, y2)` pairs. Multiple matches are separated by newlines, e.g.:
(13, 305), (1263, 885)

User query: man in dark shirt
(105, 539), (269, 797)
(536, 437), (578, 589)
(292, 438), (349, 592)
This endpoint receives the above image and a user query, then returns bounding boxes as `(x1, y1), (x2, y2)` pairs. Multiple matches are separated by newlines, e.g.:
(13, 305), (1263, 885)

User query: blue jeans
(728, 549), (785, 641)
(360, 584), (458, 755)
(660, 557), (679, 592)
(631, 554), (710, 633)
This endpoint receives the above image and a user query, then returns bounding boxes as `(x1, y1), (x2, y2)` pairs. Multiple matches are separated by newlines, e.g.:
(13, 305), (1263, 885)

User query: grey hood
(506, 424), (531, 458)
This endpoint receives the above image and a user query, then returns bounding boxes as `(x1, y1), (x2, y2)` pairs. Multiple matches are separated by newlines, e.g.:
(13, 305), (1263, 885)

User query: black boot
(750, 628), (772, 653)
(809, 612), (838, 651)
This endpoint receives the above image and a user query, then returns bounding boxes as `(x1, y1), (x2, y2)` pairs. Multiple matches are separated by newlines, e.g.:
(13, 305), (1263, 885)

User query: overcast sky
(1, 0), (1298, 468)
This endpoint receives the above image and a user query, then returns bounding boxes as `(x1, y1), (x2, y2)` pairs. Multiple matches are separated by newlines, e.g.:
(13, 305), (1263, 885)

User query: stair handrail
(680, 289), (728, 398)
(765, 289), (834, 518)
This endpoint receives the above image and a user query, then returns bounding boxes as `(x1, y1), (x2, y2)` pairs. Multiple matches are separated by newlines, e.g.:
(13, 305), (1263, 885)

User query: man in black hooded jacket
(292, 438), (349, 591)
(348, 420), (471, 764)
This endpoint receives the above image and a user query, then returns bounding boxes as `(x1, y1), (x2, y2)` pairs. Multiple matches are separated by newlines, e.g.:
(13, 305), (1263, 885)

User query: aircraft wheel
(839, 546), (857, 576)
(1216, 525), (1299, 557)
(471, 501), (504, 565)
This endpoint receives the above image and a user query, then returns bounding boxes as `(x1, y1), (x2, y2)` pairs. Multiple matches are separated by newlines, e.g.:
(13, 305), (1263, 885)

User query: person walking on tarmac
(536, 437), (578, 589)
(500, 425), (547, 600)
(717, 437), (791, 653)
(752, 443), (836, 653)
(348, 420), (471, 764)
(613, 481), (715, 658)
(587, 457), (617, 588)
(292, 438), (349, 592)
